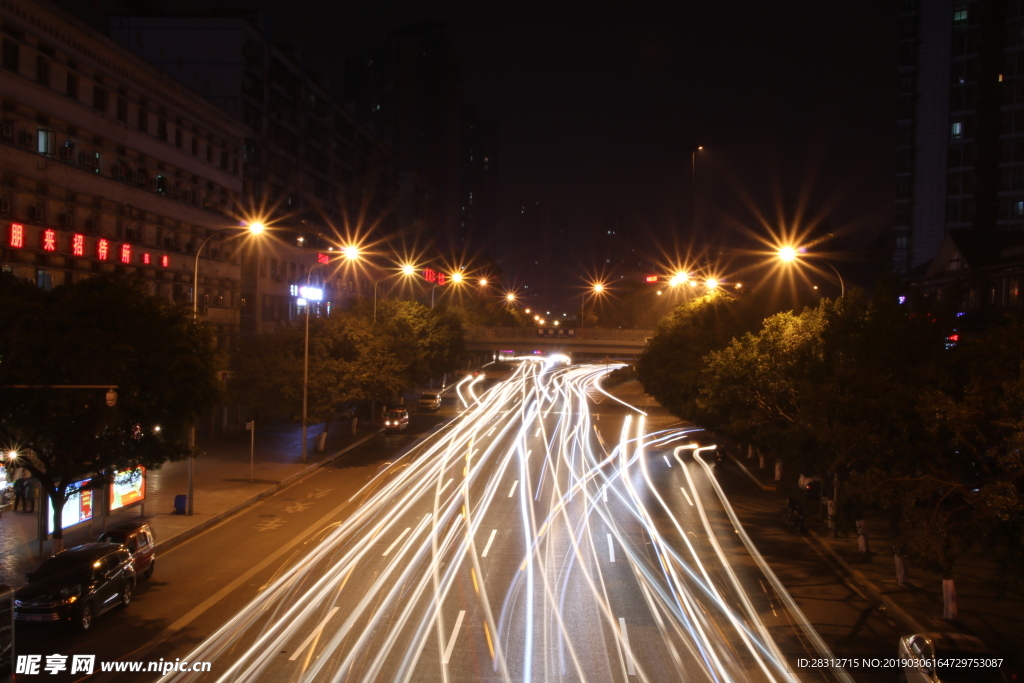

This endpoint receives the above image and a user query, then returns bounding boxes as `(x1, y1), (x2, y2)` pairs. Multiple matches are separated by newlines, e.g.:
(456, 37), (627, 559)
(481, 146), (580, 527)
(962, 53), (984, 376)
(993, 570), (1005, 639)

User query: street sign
(245, 421), (254, 430)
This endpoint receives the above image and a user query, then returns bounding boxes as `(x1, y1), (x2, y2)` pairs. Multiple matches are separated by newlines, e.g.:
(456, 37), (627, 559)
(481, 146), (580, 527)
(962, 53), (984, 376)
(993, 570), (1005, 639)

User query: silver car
(897, 632), (1007, 682)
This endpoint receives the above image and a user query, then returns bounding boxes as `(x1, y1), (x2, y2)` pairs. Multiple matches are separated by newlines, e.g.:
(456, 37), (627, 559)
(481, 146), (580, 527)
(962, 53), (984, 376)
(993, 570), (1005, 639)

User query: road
(17, 360), (861, 682)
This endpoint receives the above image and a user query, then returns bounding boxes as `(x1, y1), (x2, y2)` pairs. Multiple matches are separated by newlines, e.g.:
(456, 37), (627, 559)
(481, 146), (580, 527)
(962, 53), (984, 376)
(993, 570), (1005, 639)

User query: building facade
(895, 0), (1024, 274)
(107, 12), (399, 335)
(1, 0), (245, 351)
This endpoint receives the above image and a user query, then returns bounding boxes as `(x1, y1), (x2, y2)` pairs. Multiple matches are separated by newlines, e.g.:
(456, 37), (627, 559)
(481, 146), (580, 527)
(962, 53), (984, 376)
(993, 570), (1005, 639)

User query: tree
(0, 274), (219, 551)
(638, 289), (758, 425)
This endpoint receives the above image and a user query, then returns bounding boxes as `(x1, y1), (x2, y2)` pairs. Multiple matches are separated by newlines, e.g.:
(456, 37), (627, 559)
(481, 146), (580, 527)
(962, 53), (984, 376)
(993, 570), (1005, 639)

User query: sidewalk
(0, 417), (378, 589)
(725, 448), (1024, 669)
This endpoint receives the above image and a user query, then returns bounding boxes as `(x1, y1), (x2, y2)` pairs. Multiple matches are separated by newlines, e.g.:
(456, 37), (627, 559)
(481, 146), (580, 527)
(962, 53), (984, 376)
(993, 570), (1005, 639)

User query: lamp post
(691, 145), (703, 236)
(777, 245), (845, 297)
(580, 283), (605, 328)
(188, 221), (264, 515)
(372, 263), (417, 323)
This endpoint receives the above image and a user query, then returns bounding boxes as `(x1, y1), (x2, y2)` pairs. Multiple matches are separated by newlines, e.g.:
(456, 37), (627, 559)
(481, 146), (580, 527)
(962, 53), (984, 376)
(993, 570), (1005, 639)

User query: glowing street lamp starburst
(778, 246), (799, 263)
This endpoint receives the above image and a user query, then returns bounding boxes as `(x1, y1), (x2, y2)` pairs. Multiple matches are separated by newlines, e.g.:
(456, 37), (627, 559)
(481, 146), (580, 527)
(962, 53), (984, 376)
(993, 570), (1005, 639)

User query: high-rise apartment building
(1, 0), (245, 351)
(459, 105), (497, 249)
(108, 13), (399, 334)
(895, 0), (1024, 274)
(345, 22), (463, 246)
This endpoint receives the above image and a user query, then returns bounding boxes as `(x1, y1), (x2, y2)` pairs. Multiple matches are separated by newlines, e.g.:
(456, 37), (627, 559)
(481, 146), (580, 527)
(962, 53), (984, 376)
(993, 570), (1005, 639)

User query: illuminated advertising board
(109, 466), (146, 512)
(47, 478), (93, 533)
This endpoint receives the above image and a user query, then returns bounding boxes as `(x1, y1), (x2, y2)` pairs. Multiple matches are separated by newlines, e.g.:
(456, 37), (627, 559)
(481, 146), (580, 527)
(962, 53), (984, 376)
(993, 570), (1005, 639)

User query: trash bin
(173, 494), (187, 515)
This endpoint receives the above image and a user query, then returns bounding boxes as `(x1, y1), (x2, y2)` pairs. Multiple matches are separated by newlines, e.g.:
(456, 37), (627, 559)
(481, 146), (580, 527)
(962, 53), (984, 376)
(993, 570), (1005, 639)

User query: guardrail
(464, 327), (654, 342)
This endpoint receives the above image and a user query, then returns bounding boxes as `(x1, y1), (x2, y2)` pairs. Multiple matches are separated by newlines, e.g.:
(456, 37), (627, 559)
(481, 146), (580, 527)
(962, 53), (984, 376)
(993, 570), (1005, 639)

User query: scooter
(783, 500), (806, 533)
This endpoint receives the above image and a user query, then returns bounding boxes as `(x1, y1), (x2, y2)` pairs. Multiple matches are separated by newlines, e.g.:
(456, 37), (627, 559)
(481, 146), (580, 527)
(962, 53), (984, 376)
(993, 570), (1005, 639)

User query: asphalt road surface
(18, 361), (860, 682)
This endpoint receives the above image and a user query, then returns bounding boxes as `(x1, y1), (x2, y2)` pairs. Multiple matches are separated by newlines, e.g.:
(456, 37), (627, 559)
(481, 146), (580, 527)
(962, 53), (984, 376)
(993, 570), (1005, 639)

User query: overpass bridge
(463, 327), (653, 358)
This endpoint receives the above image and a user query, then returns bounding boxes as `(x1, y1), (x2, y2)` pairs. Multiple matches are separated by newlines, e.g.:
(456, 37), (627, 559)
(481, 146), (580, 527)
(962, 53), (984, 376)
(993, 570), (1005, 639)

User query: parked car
(418, 393), (442, 412)
(15, 543), (136, 631)
(383, 408), (409, 433)
(898, 632), (1008, 682)
(98, 521), (156, 579)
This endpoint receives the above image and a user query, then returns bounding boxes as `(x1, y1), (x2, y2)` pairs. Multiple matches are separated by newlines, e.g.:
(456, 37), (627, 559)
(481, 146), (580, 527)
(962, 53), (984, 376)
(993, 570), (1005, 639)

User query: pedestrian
(23, 476), (36, 513)
(12, 475), (26, 511)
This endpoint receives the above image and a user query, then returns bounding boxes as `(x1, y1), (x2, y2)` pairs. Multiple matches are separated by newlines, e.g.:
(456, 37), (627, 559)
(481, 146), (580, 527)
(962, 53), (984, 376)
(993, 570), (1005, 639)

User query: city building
(345, 21), (463, 247)
(894, 0), (1024, 274)
(107, 11), (399, 335)
(1, 0), (245, 351)
(459, 105), (497, 249)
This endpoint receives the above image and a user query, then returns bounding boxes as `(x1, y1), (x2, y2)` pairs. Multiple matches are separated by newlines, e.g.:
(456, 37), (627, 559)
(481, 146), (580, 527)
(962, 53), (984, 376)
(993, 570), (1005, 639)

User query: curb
(728, 453), (777, 491)
(805, 528), (927, 635)
(152, 428), (384, 554)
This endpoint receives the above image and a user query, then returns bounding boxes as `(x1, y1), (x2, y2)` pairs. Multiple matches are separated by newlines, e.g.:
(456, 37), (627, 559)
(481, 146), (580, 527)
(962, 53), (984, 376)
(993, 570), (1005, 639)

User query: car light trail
(159, 358), (849, 683)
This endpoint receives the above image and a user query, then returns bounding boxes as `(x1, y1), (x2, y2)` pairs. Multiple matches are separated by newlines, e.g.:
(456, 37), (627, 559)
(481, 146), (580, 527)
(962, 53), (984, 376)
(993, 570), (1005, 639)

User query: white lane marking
(534, 427), (541, 437)
(508, 480), (519, 498)
(288, 606), (339, 661)
(482, 529), (498, 557)
(607, 533), (615, 563)
(663, 454), (672, 467)
(486, 426), (496, 436)
(382, 527), (411, 556)
(618, 617), (636, 675)
(439, 478), (453, 493)
(679, 486), (694, 506)
(603, 485), (608, 502)
(441, 610), (466, 665)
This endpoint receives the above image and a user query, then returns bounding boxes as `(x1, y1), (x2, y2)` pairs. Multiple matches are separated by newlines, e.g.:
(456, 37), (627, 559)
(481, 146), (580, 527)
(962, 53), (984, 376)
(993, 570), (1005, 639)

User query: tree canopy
(0, 273), (220, 543)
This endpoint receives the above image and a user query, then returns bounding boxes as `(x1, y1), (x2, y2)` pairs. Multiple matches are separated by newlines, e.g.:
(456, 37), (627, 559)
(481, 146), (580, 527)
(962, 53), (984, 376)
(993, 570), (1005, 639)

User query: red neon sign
(120, 244), (131, 264)
(8, 223), (24, 248)
(71, 233), (85, 257)
(645, 275), (658, 283)
(142, 253), (151, 265)
(317, 252), (330, 265)
(97, 238), (109, 260)
(160, 255), (170, 268)
(42, 229), (57, 252)
(437, 272), (447, 286)
(424, 268), (437, 283)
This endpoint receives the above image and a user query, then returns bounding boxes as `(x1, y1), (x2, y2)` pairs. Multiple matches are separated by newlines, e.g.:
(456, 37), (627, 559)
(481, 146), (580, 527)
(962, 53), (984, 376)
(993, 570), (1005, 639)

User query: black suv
(15, 543), (136, 631)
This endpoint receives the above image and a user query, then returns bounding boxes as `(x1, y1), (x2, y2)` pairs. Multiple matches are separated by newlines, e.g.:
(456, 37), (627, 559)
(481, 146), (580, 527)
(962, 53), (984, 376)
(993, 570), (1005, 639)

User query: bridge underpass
(463, 326), (653, 361)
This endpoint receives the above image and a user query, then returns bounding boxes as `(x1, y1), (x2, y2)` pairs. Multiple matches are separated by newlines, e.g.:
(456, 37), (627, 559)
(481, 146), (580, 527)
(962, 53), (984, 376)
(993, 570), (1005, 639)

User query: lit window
(953, 7), (967, 25)
(951, 120), (963, 139)
(1015, 200), (1024, 217)
(36, 129), (56, 155)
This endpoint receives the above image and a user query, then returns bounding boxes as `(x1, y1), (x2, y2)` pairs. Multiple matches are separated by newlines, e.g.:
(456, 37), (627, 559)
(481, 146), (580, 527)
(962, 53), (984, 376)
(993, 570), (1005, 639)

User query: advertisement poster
(109, 466), (146, 511)
(46, 478), (93, 534)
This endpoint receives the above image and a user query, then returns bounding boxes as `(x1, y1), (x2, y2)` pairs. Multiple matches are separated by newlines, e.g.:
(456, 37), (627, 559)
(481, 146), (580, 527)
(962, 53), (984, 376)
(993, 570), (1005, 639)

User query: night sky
(79, 0), (898, 283)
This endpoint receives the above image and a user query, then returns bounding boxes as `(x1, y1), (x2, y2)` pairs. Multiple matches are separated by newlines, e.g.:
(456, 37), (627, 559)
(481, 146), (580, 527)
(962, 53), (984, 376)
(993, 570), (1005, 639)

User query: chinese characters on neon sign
(8, 223), (24, 248)
(142, 253), (151, 265)
(423, 268), (448, 286)
(42, 229), (57, 252)
(317, 252), (330, 265)
(96, 238), (109, 260)
(120, 244), (131, 264)
(161, 255), (170, 268)
(72, 233), (85, 256)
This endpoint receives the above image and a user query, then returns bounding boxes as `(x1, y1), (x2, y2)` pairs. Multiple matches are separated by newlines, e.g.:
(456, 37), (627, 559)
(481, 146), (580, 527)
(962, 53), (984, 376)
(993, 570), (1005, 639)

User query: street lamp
(580, 283), (606, 328)
(187, 220), (264, 515)
(776, 245), (845, 297)
(505, 292), (516, 303)
(705, 278), (719, 290)
(373, 264), (417, 323)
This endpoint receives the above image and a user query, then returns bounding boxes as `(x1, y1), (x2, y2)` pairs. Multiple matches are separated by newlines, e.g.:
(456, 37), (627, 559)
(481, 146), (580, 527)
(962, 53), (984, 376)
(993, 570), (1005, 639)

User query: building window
(93, 85), (108, 113)
(1, 39), (18, 72)
(37, 129), (56, 155)
(157, 118), (167, 141)
(137, 107), (148, 133)
(1014, 199), (1024, 217)
(66, 72), (78, 100)
(36, 55), (50, 85)
(951, 120), (963, 139)
(36, 269), (53, 290)
(117, 98), (127, 122)
(953, 7), (968, 26)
